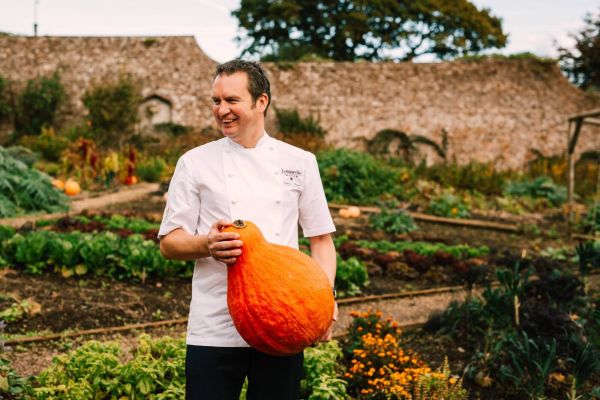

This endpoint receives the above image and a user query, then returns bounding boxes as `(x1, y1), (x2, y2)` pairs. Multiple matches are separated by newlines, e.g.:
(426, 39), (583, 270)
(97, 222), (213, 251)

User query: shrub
(275, 107), (326, 137)
(82, 74), (142, 148)
(18, 127), (70, 162)
(318, 149), (403, 204)
(418, 161), (515, 196)
(14, 72), (66, 137)
(504, 176), (567, 206)
(136, 156), (167, 182)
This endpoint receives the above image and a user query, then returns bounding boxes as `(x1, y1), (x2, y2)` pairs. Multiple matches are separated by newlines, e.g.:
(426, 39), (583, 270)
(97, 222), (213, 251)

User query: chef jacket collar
(225, 132), (271, 150)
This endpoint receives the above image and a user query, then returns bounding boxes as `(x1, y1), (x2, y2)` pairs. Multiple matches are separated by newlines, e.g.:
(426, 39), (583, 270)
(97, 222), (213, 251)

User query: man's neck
(233, 128), (265, 148)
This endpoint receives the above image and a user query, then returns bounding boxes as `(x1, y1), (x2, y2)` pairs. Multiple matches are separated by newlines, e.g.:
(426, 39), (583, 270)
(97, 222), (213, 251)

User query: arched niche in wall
(138, 94), (173, 133)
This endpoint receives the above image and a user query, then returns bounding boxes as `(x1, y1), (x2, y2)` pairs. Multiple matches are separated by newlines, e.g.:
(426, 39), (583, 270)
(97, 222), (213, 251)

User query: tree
(558, 10), (600, 90)
(233, 0), (507, 62)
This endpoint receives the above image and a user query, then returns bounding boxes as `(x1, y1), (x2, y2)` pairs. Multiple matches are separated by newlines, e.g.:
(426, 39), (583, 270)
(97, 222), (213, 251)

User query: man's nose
(218, 103), (230, 117)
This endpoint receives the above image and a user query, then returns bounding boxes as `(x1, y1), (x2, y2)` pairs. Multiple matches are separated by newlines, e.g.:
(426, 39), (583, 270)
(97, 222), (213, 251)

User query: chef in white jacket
(159, 60), (337, 400)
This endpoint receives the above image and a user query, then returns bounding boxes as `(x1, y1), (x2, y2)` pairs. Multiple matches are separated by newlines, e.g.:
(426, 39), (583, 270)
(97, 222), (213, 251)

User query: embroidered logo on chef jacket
(281, 168), (302, 188)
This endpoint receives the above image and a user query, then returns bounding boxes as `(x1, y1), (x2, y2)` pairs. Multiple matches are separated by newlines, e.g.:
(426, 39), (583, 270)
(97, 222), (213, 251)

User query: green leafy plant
(0, 146), (69, 218)
(136, 156), (167, 182)
(426, 193), (471, 218)
(2, 229), (191, 281)
(496, 331), (557, 399)
(335, 256), (369, 298)
(301, 341), (348, 400)
(0, 358), (32, 398)
(14, 71), (66, 137)
(413, 357), (468, 400)
(355, 239), (489, 259)
(369, 201), (418, 235)
(504, 176), (567, 206)
(318, 149), (403, 204)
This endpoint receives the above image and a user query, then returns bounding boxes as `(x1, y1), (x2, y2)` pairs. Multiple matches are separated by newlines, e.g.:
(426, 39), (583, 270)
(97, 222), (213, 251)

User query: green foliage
(0, 75), (11, 120)
(33, 335), (186, 399)
(1, 229), (191, 281)
(275, 108), (326, 137)
(234, 0), (507, 61)
(14, 71), (66, 137)
(495, 331), (557, 399)
(301, 341), (348, 400)
(580, 203), (600, 234)
(369, 201), (418, 235)
(0, 146), (69, 218)
(32, 335), (347, 400)
(413, 358), (468, 400)
(318, 149), (402, 204)
(558, 10), (600, 90)
(0, 358), (32, 398)
(355, 239), (489, 259)
(336, 256), (369, 298)
(427, 193), (471, 218)
(3, 145), (39, 167)
(136, 156), (167, 183)
(19, 127), (70, 162)
(419, 161), (515, 196)
(154, 122), (190, 137)
(82, 74), (142, 148)
(504, 176), (567, 206)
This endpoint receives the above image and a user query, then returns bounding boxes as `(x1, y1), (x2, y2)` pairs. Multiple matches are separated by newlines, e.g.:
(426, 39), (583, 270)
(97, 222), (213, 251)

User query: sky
(0, 0), (597, 63)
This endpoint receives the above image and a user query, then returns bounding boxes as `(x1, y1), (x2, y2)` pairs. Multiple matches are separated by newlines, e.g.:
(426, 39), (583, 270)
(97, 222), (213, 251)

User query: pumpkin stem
(232, 219), (246, 229)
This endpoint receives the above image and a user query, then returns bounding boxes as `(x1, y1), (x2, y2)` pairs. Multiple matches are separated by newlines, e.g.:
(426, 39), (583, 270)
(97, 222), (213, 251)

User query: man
(159, 60), (337, 400)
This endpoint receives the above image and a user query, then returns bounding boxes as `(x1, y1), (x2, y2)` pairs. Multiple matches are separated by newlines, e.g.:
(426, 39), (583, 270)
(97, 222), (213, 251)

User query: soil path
(3, 288), (466, 377)
(0, 183), (160, 228)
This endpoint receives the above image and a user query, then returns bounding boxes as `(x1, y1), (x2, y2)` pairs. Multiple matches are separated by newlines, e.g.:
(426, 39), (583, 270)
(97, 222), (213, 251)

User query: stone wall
(0, 35), (598, 169)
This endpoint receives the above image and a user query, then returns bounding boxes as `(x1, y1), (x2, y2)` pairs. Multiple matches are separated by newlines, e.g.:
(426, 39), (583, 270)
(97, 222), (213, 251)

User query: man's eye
(213, 100), (220, 105)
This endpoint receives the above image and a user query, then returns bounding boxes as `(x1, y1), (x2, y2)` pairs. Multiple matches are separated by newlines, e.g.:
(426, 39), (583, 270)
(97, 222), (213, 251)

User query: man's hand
(319, 302), (338, 342)
(207, 219), (243, 265)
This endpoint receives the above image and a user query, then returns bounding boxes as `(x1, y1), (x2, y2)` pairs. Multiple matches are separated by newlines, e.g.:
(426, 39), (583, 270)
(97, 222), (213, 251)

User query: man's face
(211, 71), (267, 141)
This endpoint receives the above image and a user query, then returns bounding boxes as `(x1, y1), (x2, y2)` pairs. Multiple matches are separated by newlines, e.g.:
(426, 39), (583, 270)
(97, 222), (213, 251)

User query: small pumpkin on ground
(223, 220), (334, 356)
(64, 179), (81, 196)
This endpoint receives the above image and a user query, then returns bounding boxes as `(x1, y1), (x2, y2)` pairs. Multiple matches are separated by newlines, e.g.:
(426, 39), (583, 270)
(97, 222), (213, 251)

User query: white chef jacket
(158, 133), (336, 347)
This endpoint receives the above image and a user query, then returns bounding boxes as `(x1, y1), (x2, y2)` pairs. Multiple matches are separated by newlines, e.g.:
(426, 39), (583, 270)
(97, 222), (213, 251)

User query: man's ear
(257, 93), (269, 112)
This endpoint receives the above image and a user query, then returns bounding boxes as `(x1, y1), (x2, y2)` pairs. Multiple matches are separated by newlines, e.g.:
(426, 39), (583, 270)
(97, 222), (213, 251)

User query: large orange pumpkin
(222, 220), (335, 356)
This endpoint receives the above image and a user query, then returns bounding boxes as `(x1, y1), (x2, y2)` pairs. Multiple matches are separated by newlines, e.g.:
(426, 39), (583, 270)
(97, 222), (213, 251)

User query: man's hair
(215, 60), (271, 116)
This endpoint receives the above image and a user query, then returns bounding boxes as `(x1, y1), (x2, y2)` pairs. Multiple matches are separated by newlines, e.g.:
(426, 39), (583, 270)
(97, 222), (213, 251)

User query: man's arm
(309, 233), (337, 341)
(309, 233), (336, 286)
(160, 220), (243, 264)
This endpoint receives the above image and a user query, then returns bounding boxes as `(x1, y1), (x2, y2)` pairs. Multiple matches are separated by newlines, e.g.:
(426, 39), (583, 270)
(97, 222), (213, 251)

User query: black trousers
(185, 345), (304, 400)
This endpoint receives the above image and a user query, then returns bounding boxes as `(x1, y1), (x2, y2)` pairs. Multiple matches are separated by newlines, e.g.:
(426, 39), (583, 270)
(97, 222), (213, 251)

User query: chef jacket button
(227, 173), (234, 178)
(231, 200), (237, 204)
(275, 233), (280, 236)
(274, 171), (279, 175)
(276, 200), (281, 204)
(225, 149), (230, 153)
(269, 146), (275, 151)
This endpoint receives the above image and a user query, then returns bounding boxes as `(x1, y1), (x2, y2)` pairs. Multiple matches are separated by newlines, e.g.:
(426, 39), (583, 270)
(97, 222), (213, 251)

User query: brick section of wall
(0, 36), (598, 169)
